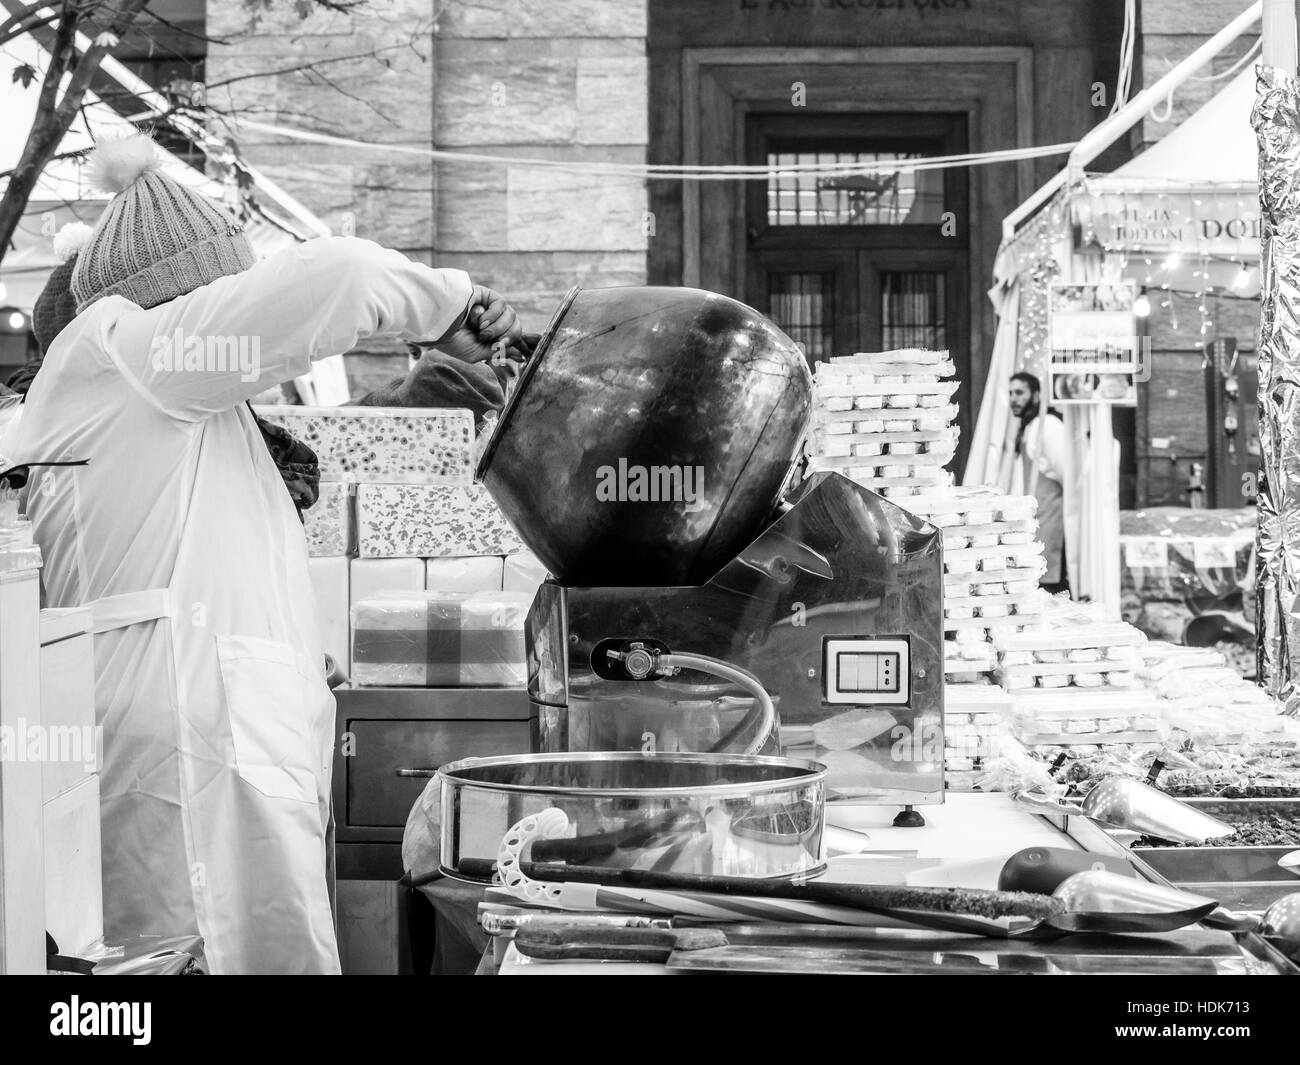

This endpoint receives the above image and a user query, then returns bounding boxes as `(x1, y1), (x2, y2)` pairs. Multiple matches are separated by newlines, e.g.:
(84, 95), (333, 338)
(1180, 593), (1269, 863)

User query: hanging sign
(1076, 187), (1260, 257)
(1047, 281), (1140, 407)
(1124, 538), (1169, 570)
(1192, 538), (1238, 570)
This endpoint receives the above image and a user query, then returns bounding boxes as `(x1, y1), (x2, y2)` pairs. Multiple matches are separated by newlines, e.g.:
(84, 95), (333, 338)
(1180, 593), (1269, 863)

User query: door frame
(679, 46), (1034, 456)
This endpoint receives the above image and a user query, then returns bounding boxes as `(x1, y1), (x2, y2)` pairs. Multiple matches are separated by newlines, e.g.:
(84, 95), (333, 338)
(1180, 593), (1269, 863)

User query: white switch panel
(823, 636), (911, 705)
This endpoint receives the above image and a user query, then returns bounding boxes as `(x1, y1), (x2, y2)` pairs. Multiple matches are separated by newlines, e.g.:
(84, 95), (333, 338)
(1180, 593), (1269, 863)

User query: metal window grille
(766, 151), (943, 226)
(768, 272), (834, 361)
(881, 272), (946, 350)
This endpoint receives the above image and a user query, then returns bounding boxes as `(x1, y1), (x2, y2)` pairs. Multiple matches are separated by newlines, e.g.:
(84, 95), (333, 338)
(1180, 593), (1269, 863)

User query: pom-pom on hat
(33, 222), (95, 353)
(72, 131), (255, 313)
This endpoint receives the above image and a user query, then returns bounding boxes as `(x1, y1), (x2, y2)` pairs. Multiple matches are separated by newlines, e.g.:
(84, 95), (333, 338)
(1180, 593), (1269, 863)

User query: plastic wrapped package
(1007, 688), (1167, 745)
(350, 591), (531, 687)
(973, 734), (1062, 794)
(425, 555), (505, 595)
(1120, 506), (1255, 602)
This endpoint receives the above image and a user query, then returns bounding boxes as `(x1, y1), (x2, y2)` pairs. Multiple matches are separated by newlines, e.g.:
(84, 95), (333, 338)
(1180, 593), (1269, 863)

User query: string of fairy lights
(1005, 177), (1262, 372)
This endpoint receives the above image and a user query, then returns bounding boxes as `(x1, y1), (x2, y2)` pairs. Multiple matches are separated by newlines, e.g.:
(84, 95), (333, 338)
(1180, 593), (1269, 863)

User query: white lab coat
(8, 237), (471, 973)
(1000, 413), (1068, 584)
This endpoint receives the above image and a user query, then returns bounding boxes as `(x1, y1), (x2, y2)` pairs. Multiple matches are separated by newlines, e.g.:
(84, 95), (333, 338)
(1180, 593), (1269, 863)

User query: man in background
(1000, 371), (1068, 593)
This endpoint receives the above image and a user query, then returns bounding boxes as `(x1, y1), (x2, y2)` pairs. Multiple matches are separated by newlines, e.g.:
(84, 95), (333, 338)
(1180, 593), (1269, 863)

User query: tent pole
(1005, 1), (1264, 242)
(1262, 0), (1298, 75)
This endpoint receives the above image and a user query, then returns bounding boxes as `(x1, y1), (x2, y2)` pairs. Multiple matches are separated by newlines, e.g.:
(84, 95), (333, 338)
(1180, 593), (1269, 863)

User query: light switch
(823, 636), (911, 706)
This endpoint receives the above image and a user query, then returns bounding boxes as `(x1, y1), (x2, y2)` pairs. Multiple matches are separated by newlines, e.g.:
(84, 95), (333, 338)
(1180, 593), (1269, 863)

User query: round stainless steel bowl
(437, 751), (826, 883)
(477, 285), (813, 587)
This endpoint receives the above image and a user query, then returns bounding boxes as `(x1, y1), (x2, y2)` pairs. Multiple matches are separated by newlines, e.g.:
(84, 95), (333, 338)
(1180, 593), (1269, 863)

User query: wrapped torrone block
(350, 557), (425, 613)
(503, 550), (550, 599)
(350, 591), (531, 687)
(899, 488), (1046, 638)
(356, 484), (525, 559)
(807, 350), (960, 498)
(424, 556), (505, 595)
(943, 684), (1014, 770)
(253, 405), (475, 484)
(303, 481), (354, 557)
(993, 622), (1146, 691)
(1007, 688), (1165, 745)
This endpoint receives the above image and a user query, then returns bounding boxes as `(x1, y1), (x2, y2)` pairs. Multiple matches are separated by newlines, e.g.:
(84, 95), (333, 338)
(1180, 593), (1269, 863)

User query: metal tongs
(1015, 775), (1236, 844)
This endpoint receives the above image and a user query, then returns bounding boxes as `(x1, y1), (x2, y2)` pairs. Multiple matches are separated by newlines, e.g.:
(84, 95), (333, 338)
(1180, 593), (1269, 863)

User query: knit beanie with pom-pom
(32, 221), (94, 354)
(72, 132), (255, 314)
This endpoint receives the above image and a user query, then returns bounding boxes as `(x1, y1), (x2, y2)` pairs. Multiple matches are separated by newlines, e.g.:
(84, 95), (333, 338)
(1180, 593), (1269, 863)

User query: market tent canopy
(1109, 66), (1256, 184)
(1075, 66), (1259, 262)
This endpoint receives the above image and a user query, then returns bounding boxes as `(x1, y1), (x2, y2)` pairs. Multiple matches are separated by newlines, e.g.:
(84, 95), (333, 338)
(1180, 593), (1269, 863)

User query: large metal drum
(477, 286), (812, 587)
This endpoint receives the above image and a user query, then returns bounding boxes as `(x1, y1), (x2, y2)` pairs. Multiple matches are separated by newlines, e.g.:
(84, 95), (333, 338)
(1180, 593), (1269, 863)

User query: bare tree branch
(201, 37), (427, 92)
(0, 0), (151, 259)
(0, 1), (58, 48)
(140, 3), (233, 47)
(297, 63), (395, 126)
(0, 1), (418, 267)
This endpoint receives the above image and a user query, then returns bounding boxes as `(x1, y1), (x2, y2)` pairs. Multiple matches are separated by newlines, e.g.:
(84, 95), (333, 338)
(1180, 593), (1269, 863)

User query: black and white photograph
(0, 0), (1297, 1037)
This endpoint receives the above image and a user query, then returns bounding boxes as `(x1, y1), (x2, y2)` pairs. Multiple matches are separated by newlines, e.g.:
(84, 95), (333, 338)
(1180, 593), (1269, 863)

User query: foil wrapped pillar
(1254, 66), (1300, 715)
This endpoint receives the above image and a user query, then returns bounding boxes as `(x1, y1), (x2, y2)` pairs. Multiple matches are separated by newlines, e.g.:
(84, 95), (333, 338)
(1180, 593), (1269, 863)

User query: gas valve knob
(607, 642), (659, 680)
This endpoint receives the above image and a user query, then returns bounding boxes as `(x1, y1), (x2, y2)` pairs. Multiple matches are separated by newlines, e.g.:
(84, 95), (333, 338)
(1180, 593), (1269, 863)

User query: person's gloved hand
(436, 285), (524, 363)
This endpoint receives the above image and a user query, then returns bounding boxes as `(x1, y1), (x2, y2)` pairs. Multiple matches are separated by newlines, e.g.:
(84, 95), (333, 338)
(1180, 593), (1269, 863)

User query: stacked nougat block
(902, 488), (1047, 682)
(943, 684), (1015, 776)
(993, 622), (1145, 691)
(806, 350), (960, 498)
(253, 404), (547, 686)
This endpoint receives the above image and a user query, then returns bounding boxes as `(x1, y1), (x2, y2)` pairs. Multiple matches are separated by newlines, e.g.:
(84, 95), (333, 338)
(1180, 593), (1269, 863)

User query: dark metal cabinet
(333, 685), (535, 850)
(330, 685), (534, 974)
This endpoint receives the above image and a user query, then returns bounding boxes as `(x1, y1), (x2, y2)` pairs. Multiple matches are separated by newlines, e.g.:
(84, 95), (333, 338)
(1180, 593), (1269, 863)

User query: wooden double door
(744, 112), (969, 368)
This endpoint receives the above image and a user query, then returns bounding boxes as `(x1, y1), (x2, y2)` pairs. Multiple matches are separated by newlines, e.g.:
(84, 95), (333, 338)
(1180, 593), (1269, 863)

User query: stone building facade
(0, 0), (1254, 504)
(205, 0), (648, 391)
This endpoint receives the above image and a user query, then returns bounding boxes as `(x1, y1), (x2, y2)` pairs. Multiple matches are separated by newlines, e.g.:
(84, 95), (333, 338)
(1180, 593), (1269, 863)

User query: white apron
(5, 237), (472, 973)
(999, 413), (1067, 585)
(45, 403), (341, 974)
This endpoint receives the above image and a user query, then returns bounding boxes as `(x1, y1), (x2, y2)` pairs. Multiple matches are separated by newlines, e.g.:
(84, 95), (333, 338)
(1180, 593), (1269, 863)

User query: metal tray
(1053, 808), (1300, 974)
(1131, 847), (1298, 913)
(1128, 797), (1300, 911)
(1174, 797), (1300, 826)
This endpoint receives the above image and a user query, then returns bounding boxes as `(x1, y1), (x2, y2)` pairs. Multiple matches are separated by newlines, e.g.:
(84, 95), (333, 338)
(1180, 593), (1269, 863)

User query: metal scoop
(1033, 870), (1224, 934)
(1016, 776), (1235, 844)
(1260, 893), (1300, 962)
(1281, 849), (1300, 877)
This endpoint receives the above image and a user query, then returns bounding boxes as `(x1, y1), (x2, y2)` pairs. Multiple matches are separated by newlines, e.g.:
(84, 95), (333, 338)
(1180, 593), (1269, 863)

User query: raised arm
(105, 237), (473, 419)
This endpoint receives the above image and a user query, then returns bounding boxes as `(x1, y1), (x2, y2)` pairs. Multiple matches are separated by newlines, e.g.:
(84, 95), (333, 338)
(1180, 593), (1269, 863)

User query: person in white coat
(1000, 371), (1068, 592)
(5, 134), (521, 974)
